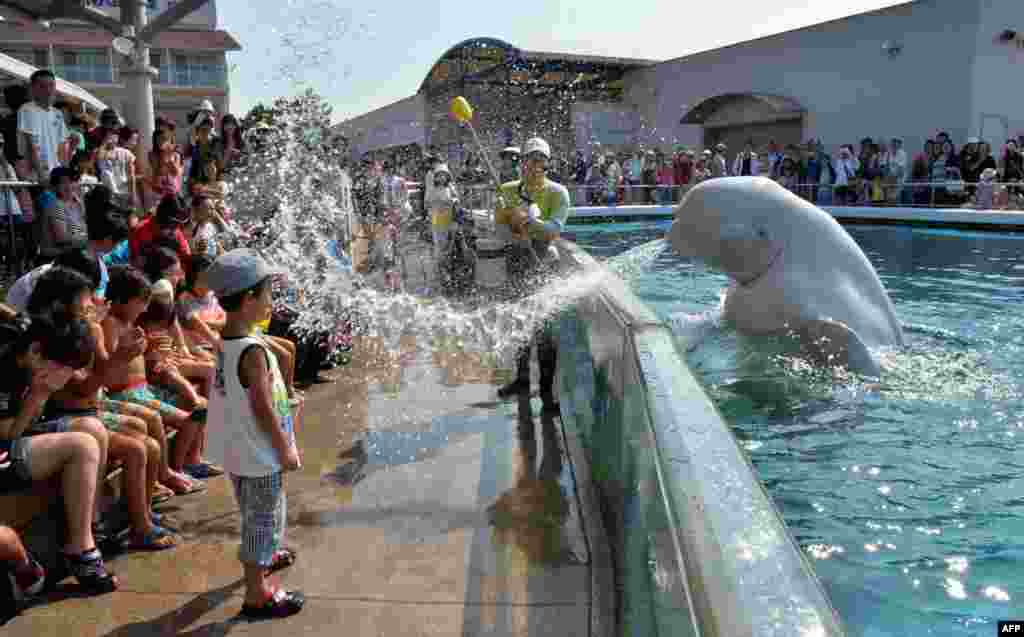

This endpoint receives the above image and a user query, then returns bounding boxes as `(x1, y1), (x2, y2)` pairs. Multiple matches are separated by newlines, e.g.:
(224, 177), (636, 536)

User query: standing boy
(203, 249), (303, 620)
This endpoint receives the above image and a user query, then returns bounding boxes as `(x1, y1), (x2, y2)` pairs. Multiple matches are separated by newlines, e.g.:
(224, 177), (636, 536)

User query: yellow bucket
(450, 96), (473, 123)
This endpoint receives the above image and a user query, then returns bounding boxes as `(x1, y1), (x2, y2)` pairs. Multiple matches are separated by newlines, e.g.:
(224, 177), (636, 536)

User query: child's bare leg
(108, 433), (150, 535)
(107, 401), (193, 492)
(66, 416), (110, 499)
(158, 369), (206, 411)
(168, 418), (202, 472)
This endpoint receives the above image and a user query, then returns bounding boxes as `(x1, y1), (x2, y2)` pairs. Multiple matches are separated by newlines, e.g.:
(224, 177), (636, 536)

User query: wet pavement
(9, 335), (595, 637)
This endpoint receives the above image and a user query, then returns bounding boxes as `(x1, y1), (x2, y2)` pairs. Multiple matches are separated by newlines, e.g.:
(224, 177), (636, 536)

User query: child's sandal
(124, 525), (177, 551)
(63, 548), (118, 594)
(240, 589), (305, 620)
(268, 548), (297, 573)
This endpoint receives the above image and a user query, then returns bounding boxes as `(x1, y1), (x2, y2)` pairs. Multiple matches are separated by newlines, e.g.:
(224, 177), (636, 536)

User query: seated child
(141, 246), (216, 388)
(102, 268), (208, 478)
(97, 267), (198, 497)
(177, 254), (225, 354)
(140, 280), (207, 412)
(28, 268), (178, 550)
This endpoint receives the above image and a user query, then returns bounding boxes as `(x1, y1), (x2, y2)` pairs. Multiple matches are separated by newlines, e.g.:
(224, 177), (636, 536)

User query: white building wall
(967, 0), (1024, 145)
(336, 94), (426, 158)
(623, 0), (982, 156)
(572, 101), (641, 153)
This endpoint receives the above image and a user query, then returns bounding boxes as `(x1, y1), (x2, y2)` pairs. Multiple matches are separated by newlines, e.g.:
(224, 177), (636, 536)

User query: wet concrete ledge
(6, 338), (606, 637)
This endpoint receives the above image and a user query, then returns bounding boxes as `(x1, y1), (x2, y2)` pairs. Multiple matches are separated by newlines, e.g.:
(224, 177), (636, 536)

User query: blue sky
(216, 0), (911, 123)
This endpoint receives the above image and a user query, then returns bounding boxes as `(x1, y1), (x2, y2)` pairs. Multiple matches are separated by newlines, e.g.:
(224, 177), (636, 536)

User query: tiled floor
(8, 335), (596, 637)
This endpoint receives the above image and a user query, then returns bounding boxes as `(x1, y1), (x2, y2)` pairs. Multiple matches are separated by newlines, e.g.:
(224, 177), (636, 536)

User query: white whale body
(666, 177), (903, 375)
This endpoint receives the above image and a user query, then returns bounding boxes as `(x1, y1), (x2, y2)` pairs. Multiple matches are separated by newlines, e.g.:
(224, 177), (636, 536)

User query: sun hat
(205, 248), (283, 299)
(522, 137), (551, 158)
(197, 99), (215, 113)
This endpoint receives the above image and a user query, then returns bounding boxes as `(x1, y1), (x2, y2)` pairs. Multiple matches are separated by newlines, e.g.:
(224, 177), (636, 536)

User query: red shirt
(129, 216), (191, 265)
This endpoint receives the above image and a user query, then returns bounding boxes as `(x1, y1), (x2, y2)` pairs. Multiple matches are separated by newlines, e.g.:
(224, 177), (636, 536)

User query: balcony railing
(171, 64), (227, 88)
(55, 64), (114, 84)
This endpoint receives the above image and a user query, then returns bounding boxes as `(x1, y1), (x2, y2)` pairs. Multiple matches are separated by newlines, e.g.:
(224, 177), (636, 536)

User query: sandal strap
(65, 548), (113, 581)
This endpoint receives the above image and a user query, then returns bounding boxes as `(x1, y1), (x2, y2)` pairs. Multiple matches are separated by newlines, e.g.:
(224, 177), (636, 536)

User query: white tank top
(206, 335), (294, 477)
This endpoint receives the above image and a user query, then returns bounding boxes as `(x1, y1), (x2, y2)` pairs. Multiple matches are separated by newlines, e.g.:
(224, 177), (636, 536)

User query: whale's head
(667, 177), (808, 285)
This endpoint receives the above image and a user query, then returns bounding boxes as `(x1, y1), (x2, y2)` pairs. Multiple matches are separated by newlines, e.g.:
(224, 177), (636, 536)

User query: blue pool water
(565, 221), (1024, 636)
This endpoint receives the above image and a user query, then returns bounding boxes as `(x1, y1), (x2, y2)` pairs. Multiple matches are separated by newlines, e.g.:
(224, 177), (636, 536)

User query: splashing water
(604, 238), (667, 284)
(224, 97), (632, 361)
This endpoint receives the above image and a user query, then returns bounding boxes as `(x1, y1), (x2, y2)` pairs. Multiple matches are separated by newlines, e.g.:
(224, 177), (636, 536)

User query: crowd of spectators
(0, 70), (329, 621)
(560, 133), (1024, 209)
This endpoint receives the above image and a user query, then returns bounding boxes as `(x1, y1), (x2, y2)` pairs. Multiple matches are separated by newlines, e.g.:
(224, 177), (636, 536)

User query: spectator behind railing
(17, 70), (70, 186)
(36, 166), (87, 263)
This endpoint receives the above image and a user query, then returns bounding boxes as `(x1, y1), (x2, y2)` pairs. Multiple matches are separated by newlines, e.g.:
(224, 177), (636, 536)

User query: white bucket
(474, 238), (507, 288)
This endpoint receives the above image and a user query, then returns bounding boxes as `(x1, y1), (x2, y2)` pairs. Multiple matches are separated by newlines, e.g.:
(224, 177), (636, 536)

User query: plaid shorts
(230, 472), (286, 567)
(106, 384), (195, 425)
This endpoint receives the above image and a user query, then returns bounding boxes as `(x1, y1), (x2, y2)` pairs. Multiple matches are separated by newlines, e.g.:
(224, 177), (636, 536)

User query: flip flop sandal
(152, 485), (174, 505)
(184, 463), (224, 480)
(63, 548), (118, 594)
(240, 589), (305, 620)
(123, 525), (177, 551)
(171, 479), (207, 496)
(151, 512), (180, 531)
(268, 548), (297, 573)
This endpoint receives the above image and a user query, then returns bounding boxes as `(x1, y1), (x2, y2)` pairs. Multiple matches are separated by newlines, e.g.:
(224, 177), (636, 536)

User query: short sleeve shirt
(497, 178), (571, 239)
(17, 103), (68, 177)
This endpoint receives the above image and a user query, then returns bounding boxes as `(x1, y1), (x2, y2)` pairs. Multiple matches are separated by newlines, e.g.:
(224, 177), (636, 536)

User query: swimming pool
(566, 221), (1024, 636)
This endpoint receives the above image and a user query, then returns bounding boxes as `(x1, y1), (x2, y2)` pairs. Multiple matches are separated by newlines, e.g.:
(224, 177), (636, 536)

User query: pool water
(565, 221), (1024, 636)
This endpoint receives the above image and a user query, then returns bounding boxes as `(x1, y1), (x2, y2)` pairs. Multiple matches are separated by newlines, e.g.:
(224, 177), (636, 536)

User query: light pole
(117, 2), (155, 157)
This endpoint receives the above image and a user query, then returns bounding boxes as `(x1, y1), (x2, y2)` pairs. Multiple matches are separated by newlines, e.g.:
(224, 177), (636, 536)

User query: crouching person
(204, 249), (303, 620)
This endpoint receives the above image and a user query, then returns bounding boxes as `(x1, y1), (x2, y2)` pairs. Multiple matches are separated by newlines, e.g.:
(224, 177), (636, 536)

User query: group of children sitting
(0, 188), (307, 621)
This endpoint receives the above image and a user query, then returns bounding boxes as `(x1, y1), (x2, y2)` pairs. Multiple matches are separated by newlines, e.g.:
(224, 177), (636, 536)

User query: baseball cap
(522, 137), (551, 158)
(205, 249), (283, 299)
(500, 146), (521, 157)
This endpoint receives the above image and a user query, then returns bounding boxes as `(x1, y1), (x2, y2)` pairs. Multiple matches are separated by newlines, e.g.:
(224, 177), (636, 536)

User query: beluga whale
(666, 177), (903, 376)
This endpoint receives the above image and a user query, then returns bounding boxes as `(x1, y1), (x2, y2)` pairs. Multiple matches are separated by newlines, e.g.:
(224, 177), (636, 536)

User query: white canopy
(0, 51), (108, 112)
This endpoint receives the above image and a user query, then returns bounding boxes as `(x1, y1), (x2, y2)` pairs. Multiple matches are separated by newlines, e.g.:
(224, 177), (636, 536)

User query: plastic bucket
(474, 238), (507, 289)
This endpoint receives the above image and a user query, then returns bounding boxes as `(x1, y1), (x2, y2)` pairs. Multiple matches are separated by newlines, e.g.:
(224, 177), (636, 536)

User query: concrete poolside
(7, 335), (601, 637)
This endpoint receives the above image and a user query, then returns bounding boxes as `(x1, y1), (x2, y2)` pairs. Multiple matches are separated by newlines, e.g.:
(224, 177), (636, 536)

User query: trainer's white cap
(522, 137), (551, 158)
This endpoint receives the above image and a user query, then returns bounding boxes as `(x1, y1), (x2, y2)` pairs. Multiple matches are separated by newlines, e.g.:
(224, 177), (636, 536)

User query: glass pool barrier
(554, 242), (846, 637)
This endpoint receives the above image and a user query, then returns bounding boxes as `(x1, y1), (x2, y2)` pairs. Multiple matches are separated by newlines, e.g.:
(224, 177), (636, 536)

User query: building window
(171, 52), (226, 88)
(55, 48), (112, 84)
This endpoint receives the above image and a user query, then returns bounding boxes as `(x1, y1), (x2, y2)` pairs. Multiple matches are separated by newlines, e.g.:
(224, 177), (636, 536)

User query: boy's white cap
(197, 99), (215, 113)
(205, 248), (282, 298)
(151, 279), (174, 302)
(522, 137), (551, 158)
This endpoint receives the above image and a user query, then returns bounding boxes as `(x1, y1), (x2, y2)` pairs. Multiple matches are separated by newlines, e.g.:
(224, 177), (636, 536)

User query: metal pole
(120, 0), (155, 176)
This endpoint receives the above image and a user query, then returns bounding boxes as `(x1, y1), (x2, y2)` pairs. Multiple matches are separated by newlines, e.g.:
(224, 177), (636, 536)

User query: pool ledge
(554, 241), (847, 636)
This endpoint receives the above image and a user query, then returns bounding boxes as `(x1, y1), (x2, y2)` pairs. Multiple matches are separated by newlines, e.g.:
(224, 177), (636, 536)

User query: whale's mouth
(735, 246), (784, 288)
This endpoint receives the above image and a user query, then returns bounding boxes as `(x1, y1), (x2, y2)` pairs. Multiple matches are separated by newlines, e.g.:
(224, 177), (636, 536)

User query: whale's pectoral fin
(792, 319), (881, 377)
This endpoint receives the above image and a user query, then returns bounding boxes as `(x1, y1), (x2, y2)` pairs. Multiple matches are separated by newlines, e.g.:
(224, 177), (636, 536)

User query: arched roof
(419, 37), (522, 94)
(680, 93), (804, 125)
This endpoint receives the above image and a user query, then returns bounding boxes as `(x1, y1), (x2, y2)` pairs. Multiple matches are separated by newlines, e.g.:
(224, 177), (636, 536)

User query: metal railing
(406, 179), (1024, 211)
